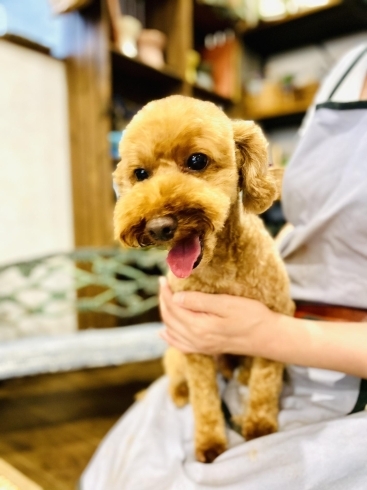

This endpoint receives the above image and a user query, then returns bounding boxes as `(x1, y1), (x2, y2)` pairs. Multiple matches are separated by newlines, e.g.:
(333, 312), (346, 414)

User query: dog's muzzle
(145, 215), (178, 242)
(143, 214), (204, 278)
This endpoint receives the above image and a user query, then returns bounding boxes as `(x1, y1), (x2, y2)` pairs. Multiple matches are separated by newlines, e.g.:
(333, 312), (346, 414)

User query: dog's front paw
(196, 441), (227, 463)
(170, 380), (189, 408)
(242, 416), (278, 441)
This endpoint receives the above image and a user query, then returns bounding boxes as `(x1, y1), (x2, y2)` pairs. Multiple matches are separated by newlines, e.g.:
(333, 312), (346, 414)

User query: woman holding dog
(81, 43), (367, 489)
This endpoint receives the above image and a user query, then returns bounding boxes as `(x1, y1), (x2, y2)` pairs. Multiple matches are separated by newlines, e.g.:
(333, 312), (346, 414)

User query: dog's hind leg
(241, 357), (283, 440)
(186, 353), (227, 463)
(163, 347), (189, 407)
(237, 356), (253, 385)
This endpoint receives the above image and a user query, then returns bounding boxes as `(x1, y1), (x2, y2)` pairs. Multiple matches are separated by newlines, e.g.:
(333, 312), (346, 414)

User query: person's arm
(360, 73), (367, 100)
(159, 277), (367, 379)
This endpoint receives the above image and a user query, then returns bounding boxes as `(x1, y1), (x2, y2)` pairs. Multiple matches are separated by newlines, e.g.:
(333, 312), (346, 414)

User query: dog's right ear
(232, 120), (281, 214)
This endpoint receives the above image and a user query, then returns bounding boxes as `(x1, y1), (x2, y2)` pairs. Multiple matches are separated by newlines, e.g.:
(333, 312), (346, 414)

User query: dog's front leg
(163, 346), (189, 407)
(241, 357), (283, 440)
(185, 353), (227, 463)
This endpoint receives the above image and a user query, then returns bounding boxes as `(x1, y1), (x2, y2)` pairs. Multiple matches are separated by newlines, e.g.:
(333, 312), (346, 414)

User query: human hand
(158, 277), (280, 356)
(159, 277), (367, 378)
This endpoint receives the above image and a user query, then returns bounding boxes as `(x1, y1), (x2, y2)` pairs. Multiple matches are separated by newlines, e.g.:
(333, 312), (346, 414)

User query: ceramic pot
(49, 0), (92, 14)
(138, 29), (166, 69)
(117, 15), (142, 58)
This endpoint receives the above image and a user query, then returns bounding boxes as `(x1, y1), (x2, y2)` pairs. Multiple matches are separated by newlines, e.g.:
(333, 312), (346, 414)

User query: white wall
(0, 40), (74, 265)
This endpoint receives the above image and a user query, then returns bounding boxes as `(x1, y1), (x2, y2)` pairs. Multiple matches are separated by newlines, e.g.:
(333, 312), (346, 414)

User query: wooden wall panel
(64, 1), (114, 248)
(146, 0), (193, 78)
(62, 2), (117, 329)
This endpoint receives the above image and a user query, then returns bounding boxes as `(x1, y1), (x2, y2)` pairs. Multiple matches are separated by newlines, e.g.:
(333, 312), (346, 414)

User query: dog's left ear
(232, 120), (283, 214)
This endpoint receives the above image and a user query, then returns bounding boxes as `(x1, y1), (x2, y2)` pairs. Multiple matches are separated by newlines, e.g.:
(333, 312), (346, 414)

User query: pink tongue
(167, 236), (201, 278)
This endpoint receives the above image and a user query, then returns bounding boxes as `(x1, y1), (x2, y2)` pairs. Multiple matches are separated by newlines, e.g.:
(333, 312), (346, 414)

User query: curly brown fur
(113, 95), (295, 463)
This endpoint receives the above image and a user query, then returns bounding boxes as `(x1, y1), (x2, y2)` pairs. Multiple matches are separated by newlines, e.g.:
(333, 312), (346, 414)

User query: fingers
(159, 277), (205, 331)
(159, 329), (199, 354)
(172, 289), (231, 318)
(158, 276), (172, 300)
(158, 276), (224, 355)
(159, 285), (197, 345)
(159, 276), (224, 316)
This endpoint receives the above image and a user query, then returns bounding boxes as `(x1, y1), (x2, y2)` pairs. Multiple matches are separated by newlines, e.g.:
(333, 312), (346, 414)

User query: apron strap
(349, 378), (367, 415)
(328, 46), (367, 101)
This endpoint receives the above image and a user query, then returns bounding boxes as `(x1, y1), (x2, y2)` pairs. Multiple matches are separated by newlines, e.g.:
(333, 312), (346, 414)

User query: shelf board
(244, 81), (318, 121)
(245, 100), (311, 121)
(192, 83), (236, 106)
(243, 91), (317, 130)
(245, 0), (342, 33)
(243, 0), (367, 57)
(194, 1), (242, 49)
(194, 1), (239, 33)
(111, 48), (183, 82)
(111, 48), (184, 103)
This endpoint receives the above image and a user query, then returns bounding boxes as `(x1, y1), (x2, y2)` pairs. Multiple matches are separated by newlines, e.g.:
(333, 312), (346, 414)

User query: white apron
(280, 45), (367, 421)
(81, 48), (367, 490)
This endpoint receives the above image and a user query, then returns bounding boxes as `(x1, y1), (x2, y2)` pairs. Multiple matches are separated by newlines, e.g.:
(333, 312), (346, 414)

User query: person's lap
(81, 375), (367, 490)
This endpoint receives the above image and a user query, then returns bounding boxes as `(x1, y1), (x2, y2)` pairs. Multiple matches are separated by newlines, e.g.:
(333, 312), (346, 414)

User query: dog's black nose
(146, 216), (177, 241)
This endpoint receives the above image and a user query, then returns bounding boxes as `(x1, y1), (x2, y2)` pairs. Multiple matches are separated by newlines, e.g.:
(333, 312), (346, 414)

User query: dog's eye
(134, 168), (149, 181)
(186, 153), (208, 171)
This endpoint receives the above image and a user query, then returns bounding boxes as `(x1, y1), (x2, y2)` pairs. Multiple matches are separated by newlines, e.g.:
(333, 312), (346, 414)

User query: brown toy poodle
(113, 95), (295, 463)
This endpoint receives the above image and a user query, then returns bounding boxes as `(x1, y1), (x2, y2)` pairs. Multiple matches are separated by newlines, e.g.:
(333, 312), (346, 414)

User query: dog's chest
(168, 261), (258, 298)
(167, 223), (292, 312)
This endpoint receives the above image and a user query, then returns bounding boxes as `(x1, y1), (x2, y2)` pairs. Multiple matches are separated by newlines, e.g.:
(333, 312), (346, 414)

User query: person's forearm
(159, 281), (367, 377)
(262, 314), (367, 378)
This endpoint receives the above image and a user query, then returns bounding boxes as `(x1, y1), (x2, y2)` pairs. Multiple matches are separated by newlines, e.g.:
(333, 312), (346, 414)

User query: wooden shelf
(111, 47), (182, 82)
(111, 47), (239, 108)
(111, 48), (184, 104)
(192, 83), (236, 106)
(194, 2), (239, 33)
(244, 0), (342, 33)
(244, 97), (313, 121)
(243, 0), (367, 57)
(193, 2), (243, 53)
(243, 82), (318, 127)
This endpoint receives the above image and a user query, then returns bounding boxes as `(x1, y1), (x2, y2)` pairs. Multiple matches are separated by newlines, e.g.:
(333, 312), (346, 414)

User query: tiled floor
(0, 360), (163, 490)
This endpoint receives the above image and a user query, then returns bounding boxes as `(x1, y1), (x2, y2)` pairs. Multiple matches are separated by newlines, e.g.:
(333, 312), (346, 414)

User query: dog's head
(113, 95), (281, 278)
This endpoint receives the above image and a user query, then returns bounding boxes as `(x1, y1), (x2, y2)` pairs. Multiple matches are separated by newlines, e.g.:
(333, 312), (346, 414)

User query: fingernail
(173, 292), (185, 305)
(159, 276), (167, 288)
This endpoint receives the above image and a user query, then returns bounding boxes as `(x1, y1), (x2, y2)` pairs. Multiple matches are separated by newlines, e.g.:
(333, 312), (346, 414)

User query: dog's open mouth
(167, 235), (203, 279)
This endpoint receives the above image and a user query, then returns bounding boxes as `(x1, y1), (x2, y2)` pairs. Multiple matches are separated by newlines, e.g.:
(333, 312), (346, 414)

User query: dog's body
(113, 95), (295, 463)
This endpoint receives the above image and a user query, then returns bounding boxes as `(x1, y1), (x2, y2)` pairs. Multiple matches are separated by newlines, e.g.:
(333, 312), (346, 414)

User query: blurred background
(0, 0), (366, 488)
